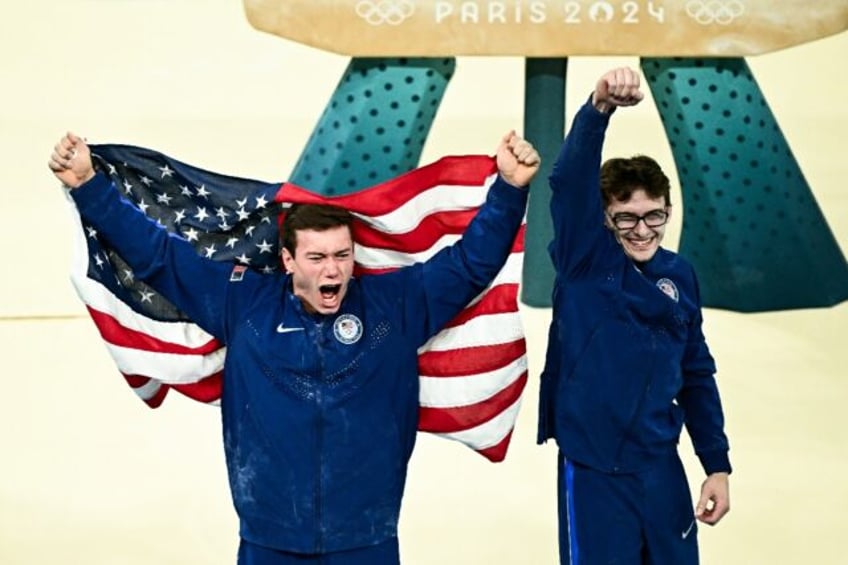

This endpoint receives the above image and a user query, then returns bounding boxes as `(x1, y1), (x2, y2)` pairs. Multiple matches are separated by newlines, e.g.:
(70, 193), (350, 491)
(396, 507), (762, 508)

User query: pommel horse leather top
(243, 0), (847, 57)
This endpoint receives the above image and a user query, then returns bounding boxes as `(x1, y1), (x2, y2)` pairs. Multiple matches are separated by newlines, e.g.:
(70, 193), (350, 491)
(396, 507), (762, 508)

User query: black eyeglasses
(607, 208), (669, 230)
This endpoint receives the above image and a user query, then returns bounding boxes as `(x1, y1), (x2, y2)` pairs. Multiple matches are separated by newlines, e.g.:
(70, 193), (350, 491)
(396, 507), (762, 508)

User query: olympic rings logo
(588, 1), (614, 23)
(354, 0), (415, 26)
(685, 0), (745, 25)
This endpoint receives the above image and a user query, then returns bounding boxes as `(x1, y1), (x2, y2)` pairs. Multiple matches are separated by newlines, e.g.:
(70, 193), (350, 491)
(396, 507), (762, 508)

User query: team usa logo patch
(333, 314), (363, 345)
(656, 278), (680, 302)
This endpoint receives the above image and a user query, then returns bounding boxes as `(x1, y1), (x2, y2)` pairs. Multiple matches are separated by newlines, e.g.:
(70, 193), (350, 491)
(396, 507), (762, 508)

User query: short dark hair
(280, 204), (354, 257)
(600, 155), (671, 207)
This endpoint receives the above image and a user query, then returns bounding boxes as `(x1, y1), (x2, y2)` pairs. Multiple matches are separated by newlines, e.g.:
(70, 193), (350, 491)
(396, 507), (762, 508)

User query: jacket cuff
(698, 449), (732, 475)
(490, 174), (530, 206)
(70, 170), (114, 211)
(574, 95), (613, 137)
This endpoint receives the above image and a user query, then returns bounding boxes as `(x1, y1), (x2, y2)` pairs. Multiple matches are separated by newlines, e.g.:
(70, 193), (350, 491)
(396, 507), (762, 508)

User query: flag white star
(180, 185), (192, 197)
(122, 269), (134, 283)
(261, 265), (276, 274)
(184, 227), (200, 242)
(235, 253), (251, 265)
(196, 185), (211, 198)
(86, 226), (98, 238)
(138, 200), (150, 215)
(107, 163), (117, 175)
(218, 221), (232, 231)
(256, 239), (273, 254)
(139, 289), (155, 303)
(215, 207), (229, 219)
(140, 176), (153, 187)
(94, 253), (105, 269)
(226, 237), (239, 249)
(123, 180), (134, 194)
(203, 244), (217, 258)
(156, 192), (173, 205)
(236, 208), (250, 222)
(255, 194), (269, 209)
(194, 207), (210, 222)
(174, 209), (187, 223)
(159, 164), (174, 178)
(236, 197), (248, 208)
(245, 225), (256, 237)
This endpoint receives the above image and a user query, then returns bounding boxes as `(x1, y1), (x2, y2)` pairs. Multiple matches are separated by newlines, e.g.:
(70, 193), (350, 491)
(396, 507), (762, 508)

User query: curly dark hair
(279, 204), (354, 257)
(599, 155), (671, 207)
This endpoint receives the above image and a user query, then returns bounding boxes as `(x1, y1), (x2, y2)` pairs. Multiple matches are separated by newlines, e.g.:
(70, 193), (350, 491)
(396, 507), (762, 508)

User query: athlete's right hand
(592, 67), (644, 113)
(48, 132), (95, 189)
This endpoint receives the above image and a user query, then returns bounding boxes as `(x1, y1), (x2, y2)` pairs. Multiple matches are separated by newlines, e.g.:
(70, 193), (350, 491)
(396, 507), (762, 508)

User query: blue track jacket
(537, 100), (731, 476)
(72, 172), (528, 553)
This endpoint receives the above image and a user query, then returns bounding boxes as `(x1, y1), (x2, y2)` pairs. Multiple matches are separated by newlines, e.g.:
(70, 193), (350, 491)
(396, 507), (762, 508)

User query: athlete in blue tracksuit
(49, 131), (540, 564)
(537, 67), (732, 564)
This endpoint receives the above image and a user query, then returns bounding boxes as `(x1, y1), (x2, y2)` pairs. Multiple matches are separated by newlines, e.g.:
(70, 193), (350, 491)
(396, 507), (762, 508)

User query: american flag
(67, 144), (527, 462)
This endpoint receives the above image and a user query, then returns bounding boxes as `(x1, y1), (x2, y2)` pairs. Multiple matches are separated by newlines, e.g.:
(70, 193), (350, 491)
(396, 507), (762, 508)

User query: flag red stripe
(418, 371), (527, 432)
(144, 385), (169, 408)
(123, 374), (169, 408)
(354, 220), (525, 257)
(475, 430), (513, 463)
(418, 338), (526, 377)
(124, 374), (151, 388)
(513, 224), (526, 251)
(441, 283), (519, 329)
(123, 372), (222, 405)
(352, 209), (478, 253)
(88, 306), (222, 355)
(171, 371), (224, 403)
(275, 155), (497, 215)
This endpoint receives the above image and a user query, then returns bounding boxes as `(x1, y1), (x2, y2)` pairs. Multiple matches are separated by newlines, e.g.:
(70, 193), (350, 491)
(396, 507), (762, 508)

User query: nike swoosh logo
(276, 324), (305, 334)
(681, 519), (695, 540)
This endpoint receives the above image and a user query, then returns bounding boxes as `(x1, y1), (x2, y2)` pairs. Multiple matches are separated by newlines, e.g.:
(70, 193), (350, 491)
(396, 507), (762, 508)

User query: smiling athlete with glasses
(537, 67), (732, 565)
(600, 153), (674, 263)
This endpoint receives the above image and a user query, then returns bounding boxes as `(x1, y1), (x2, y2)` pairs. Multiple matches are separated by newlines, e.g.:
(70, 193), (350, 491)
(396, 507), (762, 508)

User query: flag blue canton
(88, 144), (282, 323)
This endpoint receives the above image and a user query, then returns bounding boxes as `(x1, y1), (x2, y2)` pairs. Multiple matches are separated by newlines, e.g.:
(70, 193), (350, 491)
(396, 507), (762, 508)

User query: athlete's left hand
(696, 472), (730, 525)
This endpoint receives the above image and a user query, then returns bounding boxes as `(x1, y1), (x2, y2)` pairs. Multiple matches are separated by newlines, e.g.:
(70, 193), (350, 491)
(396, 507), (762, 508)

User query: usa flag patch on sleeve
(230, 265), (247, 282)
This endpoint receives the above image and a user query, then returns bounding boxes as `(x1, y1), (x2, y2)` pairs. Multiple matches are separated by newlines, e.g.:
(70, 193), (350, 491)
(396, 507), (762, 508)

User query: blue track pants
(557, 451), (699, 565)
